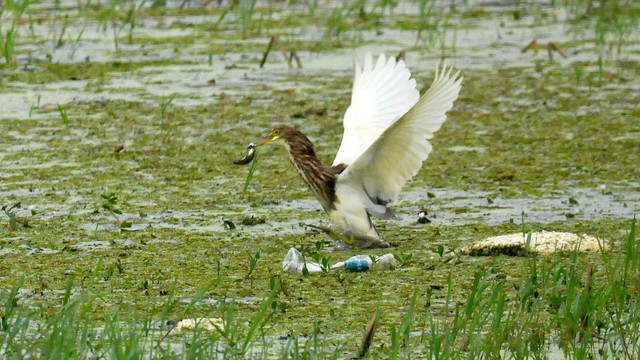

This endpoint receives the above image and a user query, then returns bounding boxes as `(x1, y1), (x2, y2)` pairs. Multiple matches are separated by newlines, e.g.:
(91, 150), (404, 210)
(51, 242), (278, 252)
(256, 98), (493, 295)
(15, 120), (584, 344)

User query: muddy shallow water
(1, 0), (639, 357)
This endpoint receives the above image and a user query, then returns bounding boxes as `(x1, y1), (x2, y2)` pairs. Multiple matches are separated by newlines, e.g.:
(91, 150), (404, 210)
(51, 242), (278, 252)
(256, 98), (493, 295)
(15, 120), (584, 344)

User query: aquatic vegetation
(238, 0), (258, 39)
(305, 0), (319, 17)
(0, 220), (638, 357)
(56, 103), (69, 127)
(97, 193), (126, 228)
(1, 203), (22, 231)
(556, 0), (640, 81)
(0, 0), (32, 66)
(324, 7), (347, 38)
(242, 150), (258, 196)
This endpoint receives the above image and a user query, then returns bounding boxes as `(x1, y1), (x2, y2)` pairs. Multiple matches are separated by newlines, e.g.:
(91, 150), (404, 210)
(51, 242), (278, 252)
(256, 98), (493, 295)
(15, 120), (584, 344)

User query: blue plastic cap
(345, 257), (370, 272)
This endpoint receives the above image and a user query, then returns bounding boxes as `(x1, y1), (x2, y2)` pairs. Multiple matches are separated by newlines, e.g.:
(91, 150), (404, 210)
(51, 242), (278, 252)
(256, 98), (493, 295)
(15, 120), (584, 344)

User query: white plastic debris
(282, 248), (397, 274)
(282, 247), (326, 274)
(175, 318), (224, 333)
(331, 253), (396, 272)
(375, 254), (397, 268)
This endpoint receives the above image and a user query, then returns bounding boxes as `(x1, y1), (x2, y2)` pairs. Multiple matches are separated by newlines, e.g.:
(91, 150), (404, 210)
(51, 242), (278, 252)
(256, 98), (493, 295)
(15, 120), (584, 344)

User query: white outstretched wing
(332, 53), (420, 166)
(338, 63), (462, 208)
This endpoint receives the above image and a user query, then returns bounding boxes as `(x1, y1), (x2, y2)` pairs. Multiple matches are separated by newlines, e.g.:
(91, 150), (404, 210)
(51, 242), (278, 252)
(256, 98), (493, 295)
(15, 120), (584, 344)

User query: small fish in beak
(232, 143), (256, 165)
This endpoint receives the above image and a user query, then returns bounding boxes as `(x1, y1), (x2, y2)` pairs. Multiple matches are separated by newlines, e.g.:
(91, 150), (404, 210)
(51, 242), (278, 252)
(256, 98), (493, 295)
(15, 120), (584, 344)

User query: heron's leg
(302, 223), (341, 241)
(303, 223), (388, 249)
(368, 237), (390, 249)
(344, 232), (355, 246)
(301, 223), (354, 245)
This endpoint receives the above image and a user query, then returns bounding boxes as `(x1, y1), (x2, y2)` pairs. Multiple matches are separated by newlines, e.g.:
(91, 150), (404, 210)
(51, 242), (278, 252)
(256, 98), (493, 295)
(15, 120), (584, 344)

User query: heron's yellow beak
(254, 137), (271, 147)
(255, 131), (280, 147)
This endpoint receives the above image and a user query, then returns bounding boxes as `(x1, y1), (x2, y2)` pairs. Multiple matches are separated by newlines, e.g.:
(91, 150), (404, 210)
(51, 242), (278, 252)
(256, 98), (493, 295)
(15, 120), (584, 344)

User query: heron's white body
(326, 53), (463, 248)
(329, 183), (383, 248)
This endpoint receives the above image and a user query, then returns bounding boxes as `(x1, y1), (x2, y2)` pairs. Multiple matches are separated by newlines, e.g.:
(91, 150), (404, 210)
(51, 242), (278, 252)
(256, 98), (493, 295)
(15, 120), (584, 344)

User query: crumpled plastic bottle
(331, 253), (396, 272)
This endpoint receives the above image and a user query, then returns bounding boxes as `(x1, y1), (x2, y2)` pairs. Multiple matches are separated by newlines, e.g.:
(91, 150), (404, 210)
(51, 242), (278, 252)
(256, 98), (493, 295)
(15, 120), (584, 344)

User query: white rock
(464, 231), (608, 256)
(175, 318), (224, 333)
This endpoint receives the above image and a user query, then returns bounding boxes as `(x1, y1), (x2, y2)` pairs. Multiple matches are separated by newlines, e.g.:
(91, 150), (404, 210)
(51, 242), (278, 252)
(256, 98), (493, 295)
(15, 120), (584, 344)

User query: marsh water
(1, 0), (639, 357)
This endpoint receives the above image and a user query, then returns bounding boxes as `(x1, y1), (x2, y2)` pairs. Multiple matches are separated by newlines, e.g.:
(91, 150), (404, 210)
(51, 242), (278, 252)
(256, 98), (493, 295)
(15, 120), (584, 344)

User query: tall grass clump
(98, 0), (147, 51)
(561, 0), (639, 81)
(563, 0), (639, 54)
(387, 219), (639, 358)
(0, 0), (32, 65)
(324, 7), (346, 38)
(0, 275), (286, 358)
(414, 0), (457, 58)
(238, 0), (258, 39)
(305, 0), (319, 17)
(415, 0), (437, 45)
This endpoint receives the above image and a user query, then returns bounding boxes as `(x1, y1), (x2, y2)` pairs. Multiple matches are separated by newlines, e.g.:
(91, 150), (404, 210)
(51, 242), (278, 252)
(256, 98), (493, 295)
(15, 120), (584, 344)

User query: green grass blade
(241, 283), (279, 354)
(242, 151), (258, 196)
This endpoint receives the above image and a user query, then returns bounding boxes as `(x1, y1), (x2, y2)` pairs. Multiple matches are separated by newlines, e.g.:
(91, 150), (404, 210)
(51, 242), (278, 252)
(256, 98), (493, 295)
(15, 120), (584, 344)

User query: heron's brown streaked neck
(279, 127), (346, 211)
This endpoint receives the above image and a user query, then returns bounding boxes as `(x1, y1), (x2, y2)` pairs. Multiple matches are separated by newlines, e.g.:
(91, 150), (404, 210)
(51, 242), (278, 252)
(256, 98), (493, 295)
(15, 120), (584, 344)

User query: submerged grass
(2, 59), (190, 83)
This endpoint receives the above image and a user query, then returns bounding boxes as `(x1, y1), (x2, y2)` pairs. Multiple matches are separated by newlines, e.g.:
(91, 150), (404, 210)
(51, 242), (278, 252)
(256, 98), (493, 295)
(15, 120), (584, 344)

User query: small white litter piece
(282, 247), (326, 274)
(464, 231), (608, 256)
(175, 318), (224, 333)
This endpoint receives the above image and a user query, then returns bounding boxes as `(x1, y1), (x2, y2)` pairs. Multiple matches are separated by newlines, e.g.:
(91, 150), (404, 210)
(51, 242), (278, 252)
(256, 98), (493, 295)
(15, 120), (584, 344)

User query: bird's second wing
(332, 53), (420, 167)
(338, 63), (462, 208)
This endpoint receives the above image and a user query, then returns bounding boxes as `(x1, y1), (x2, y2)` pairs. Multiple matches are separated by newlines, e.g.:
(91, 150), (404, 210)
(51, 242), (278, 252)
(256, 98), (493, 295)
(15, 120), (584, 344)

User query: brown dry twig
(521, 39), (539, 54)
(547, 42), (567, 60)
(357, 311), (378, 358)
(260, 35), (302, 69)
(522, 39), (567, 61)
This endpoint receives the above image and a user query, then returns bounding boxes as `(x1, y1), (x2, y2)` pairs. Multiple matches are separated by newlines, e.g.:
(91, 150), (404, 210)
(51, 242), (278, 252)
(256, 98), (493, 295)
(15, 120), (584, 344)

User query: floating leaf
(9, 217), (18, 231)
(223, 220), (236, 230)
(241, 216), (265, 226)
